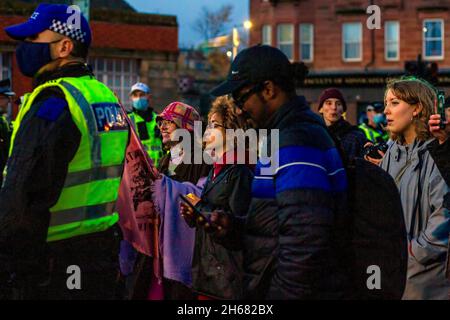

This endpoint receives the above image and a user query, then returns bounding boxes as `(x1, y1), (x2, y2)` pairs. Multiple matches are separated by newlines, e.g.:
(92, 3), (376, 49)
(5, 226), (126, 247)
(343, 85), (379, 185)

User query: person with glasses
(180, 96), (254, 300)
(125, 101), (211, 300)
(205, 45), (348, 299)
(318, 88), (368, 160)
(156, 102), (211, 183)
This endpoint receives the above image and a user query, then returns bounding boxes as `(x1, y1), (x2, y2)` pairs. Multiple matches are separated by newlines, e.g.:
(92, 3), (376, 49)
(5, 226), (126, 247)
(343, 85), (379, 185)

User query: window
(300, 24), (314, 62)
(277, 24), (294, 60)
(262, 25), (272, 46)
(423, 19), (444, 60)
(0, 53), (12, 80)
(89, 57), (140, 109)
(342, 23), (362, 61)
(385, 21), (399, 61)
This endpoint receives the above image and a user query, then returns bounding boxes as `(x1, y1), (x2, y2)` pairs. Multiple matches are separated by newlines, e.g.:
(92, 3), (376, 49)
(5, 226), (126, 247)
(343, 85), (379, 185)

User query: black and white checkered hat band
(48, 19), (87, 43)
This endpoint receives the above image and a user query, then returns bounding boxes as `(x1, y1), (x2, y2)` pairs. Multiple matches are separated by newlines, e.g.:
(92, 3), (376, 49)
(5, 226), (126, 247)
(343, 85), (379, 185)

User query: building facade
(249, 0), (450, 124)
(0, 0), (179, 116)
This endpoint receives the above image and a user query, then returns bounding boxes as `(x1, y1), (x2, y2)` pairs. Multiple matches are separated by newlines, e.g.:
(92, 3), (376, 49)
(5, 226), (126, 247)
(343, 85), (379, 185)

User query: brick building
(0, 0), (179, 116)
(249, 0), (450, 124)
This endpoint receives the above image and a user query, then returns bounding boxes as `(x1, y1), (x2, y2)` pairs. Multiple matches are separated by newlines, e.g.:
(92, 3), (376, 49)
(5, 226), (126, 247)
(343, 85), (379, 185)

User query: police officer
(359, 102), (389, 143)
(128, 82), (163, 166)
(0, 79), (14, 187)
(0, 4), (129, 299)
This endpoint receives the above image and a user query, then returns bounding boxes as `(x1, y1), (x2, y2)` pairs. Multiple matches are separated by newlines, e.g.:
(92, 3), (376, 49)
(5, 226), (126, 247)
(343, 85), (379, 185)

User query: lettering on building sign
(303, 75), (407, 87)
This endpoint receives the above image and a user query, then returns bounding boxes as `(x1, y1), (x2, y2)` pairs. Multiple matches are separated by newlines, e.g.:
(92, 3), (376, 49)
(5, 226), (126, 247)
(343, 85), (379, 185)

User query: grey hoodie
(381, 139), (450, 300)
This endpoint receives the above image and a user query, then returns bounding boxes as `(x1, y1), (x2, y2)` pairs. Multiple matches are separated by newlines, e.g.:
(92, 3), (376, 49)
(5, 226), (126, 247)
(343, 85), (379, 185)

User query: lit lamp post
(232, 20), (252, 60)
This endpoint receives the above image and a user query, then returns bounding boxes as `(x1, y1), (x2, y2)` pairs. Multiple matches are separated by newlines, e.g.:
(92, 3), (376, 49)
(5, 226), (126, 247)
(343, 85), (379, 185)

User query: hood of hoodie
(385, 139), (435, 175)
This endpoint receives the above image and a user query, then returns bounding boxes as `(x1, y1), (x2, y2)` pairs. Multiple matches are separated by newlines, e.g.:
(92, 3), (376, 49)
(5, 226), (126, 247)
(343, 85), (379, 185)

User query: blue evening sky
(127, 0), (249, 48)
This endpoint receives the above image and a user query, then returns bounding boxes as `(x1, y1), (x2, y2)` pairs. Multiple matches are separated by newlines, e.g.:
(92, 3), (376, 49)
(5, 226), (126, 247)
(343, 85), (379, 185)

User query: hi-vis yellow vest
(358, 123), (389, 143)
(129, 111), (162, 166)
(8, 76), (129, 242)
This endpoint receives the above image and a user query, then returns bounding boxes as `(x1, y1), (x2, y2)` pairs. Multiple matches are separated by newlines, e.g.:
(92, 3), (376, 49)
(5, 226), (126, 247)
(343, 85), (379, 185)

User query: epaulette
(35, 96), (68, 122)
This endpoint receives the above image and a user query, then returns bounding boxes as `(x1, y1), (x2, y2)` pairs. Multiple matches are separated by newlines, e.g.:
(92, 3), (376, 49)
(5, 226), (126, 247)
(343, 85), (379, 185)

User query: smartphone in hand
(180, 194), (213, 227)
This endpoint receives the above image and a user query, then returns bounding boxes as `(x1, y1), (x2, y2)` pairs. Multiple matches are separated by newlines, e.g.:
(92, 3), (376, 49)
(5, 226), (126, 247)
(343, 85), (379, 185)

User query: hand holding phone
(180, 194), (215, 229)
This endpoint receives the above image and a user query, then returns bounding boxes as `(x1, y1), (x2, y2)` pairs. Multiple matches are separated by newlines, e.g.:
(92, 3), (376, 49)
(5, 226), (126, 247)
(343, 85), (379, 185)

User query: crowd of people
(0, 3), (449, 300)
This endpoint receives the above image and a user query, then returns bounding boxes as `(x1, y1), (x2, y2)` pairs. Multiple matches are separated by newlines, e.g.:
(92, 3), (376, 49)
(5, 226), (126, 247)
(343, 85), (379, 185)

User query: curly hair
(208, 96), (255, 130)
(385, 78), (436, 142)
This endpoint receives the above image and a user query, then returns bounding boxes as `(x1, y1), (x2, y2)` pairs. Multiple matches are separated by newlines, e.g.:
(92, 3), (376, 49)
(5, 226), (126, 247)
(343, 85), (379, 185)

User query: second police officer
(128, 82), (163, 166)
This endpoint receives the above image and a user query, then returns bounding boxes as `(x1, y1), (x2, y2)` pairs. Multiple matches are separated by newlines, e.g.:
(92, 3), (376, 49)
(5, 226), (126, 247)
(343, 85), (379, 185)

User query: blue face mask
(15, 41), (57, 78)
(132, 97), (149, 111)
(373, 113), (386, 125)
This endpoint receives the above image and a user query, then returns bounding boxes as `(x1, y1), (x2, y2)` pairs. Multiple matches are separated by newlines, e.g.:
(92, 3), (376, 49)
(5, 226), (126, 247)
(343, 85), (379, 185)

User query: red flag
(116, 105), (162, 281)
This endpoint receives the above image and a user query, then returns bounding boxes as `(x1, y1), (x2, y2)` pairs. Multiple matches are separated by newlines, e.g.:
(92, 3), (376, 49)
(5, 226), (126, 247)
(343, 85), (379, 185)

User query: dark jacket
(191, 164), (253, 300)
(328, 118), (368, 160)
(427, 138), (450, 211)
(427, 138), (450, 187)
(242, 96), (348, 300)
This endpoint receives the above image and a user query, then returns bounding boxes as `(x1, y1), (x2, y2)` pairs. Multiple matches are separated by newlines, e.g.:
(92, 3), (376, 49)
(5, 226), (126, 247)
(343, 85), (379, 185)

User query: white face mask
(170, 143), (184, 165)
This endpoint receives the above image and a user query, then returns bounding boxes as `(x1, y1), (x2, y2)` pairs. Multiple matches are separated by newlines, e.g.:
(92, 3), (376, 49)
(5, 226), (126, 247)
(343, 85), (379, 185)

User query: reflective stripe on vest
(359, 123), (384, 142)
(8, 76), (129, 242)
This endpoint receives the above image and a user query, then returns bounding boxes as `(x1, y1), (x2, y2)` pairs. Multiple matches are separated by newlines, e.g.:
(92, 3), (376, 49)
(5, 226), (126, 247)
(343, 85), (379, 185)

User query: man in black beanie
(318, 88), (367, 160)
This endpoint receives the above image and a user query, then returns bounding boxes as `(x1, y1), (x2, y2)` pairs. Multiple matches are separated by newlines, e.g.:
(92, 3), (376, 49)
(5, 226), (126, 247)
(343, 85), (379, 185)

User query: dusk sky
(127, 0), (249, 48)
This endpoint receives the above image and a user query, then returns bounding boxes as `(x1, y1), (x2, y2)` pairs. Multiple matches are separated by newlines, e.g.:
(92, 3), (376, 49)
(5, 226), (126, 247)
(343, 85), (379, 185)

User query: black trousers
(41, 225), (122, 300)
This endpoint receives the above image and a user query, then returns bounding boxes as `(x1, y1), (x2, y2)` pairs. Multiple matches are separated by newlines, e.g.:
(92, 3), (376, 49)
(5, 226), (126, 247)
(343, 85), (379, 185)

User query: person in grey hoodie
(379, 78), (449, 300)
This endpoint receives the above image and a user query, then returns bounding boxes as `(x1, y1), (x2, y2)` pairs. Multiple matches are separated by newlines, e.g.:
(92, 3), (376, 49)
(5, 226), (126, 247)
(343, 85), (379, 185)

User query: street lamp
(243, 20), (253, 30)
(232, 20), (252, 60)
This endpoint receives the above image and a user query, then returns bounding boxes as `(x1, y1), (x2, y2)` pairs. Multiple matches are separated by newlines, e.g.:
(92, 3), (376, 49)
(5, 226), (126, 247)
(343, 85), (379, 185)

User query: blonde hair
(385, 78), (436, 142)
(208, 96), (254, 130)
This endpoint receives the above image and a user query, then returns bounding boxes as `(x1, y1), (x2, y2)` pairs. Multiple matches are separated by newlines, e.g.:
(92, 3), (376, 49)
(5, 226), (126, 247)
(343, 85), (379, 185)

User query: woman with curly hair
(379, 78), (449, 299)
(180, 96), (254, 300)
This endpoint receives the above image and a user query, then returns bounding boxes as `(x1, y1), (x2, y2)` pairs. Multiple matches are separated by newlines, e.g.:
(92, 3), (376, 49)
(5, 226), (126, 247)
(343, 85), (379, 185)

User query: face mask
(373, 113), (386, 125)
(132, 97), (149, 111)
(15, 41), (55, 77)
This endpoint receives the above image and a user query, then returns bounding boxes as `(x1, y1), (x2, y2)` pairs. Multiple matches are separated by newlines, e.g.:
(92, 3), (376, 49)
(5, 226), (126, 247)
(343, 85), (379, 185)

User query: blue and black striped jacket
(243, 95), (348, 299)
